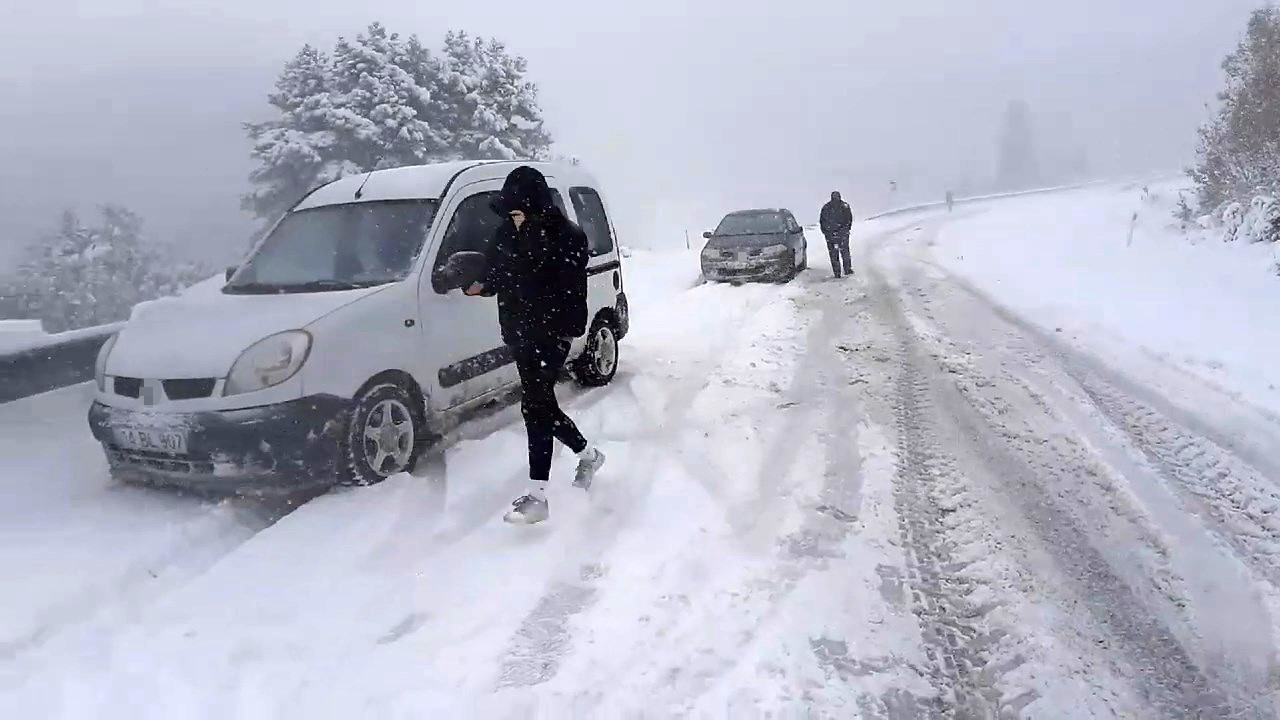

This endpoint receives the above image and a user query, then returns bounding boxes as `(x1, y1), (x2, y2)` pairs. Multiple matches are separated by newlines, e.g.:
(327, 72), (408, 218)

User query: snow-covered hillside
(934, 180), (1280, 415)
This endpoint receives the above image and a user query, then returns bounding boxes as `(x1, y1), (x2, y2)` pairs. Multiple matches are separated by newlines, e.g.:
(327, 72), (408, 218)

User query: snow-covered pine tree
(243, 45), (347, 226)
(439, 32), (551, 161)
(0, 208), (208, 332)
(329, 23), (443, 171)
(1190, 8), (1280, 210)
(245, 24), (553, 224)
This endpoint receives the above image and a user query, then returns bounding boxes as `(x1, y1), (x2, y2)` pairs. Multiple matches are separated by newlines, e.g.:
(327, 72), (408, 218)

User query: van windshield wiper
(290, 279), (392, 292)
(223, 279), (392, 295)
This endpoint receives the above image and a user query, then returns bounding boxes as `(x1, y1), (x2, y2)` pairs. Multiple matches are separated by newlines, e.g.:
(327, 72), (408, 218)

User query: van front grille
(163, 378), (217, 400)
(111, 377), (216, 400)
(114, 377), (142, 398)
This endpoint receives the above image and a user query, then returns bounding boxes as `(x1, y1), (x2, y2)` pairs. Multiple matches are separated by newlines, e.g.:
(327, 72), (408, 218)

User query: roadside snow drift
(934, 181), (1280, 414)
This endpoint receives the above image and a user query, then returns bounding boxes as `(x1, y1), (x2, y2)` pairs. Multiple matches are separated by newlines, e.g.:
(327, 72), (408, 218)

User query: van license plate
(115, 427), (189, 455)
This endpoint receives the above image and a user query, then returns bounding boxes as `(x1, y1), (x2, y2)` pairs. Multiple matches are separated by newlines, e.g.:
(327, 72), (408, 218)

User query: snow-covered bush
(1220, 201), (1246, 242)
(1242, 196), (1280, 243)
(1220, 196), (1280, 244)
(0, 207), (209, 333)
(244, 23), (552, 224)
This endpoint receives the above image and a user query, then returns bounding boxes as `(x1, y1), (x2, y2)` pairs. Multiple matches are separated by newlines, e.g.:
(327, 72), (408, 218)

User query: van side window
(569, 187), (615, 257)
(550, 189), (568, 215)
(433, 191), (502, 293)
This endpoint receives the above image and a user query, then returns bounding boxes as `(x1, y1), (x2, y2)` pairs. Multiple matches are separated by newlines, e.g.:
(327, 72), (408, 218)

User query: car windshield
(224, 200), (438, 294)
(714, 212), (789, 236)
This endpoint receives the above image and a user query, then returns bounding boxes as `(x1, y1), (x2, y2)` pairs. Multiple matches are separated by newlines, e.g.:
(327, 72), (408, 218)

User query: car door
(420, 180), (515, 407)
(569, 185), (621, 319)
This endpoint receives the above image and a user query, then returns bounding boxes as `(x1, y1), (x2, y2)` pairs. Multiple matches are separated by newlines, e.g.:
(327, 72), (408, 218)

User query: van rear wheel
(339, 382), (422, 486)
(574, 317), (619, 387)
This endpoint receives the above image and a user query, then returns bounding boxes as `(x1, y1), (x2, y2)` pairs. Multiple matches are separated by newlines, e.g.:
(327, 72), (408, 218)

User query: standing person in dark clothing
(946, 190), (955, 212)
(463, 166), (605, 525)
(819, 191), (854, 278)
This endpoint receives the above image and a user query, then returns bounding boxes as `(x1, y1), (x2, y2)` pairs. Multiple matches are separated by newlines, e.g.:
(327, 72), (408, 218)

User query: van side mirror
(433, 251), (489, 293)
(224, 265), (238, 282)
(702, 231), (713, 239)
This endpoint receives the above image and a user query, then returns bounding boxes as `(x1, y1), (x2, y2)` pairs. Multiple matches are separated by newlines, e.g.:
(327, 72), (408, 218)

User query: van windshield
(224, 200), (438, 294)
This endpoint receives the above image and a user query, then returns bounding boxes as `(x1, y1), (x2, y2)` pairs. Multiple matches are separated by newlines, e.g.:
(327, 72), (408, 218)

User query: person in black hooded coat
(819, 191), (854, 278)
(464, 166), (605, 524)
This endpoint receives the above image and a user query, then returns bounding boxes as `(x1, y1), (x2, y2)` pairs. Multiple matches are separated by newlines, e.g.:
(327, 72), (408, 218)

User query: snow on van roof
(293, 160), (600, 210)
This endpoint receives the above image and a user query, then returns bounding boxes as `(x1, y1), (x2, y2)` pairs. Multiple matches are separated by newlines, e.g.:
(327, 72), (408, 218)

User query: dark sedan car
(700, 209), (808, 283)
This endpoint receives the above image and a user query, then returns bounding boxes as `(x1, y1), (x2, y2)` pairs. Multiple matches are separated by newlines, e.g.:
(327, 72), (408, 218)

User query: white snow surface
(4, 196), (1280, 718)
(934, 181), (1280, 415)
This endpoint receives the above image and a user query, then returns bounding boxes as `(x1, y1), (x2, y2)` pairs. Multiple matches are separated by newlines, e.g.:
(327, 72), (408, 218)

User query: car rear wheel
(574, 317), (619, 387)
(339, 382), (423, 486)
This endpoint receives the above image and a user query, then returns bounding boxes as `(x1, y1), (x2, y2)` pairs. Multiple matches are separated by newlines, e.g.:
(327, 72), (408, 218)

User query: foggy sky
(0, 1), (1262, 265)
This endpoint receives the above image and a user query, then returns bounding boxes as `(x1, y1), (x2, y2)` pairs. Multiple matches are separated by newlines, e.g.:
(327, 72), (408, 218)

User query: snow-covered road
(4, 198), (1280, 718)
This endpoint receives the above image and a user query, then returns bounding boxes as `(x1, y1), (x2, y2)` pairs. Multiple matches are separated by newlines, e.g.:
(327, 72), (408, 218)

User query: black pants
(826, 235), (852, 277)
(512, 339), (588, 481)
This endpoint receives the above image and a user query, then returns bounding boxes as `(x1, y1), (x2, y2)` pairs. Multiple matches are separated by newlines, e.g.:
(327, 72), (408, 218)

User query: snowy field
(934, 180), (1280, 415)
(4, 187), (1280, 718)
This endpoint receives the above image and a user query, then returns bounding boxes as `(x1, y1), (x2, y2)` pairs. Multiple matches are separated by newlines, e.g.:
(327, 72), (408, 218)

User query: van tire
(338, 382), (423, 486)
(574, 316), (619, 387)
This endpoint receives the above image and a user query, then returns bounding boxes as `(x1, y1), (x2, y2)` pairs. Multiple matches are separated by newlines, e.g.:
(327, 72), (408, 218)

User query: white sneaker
(503, 494), (549, 525)
(573, 447), (605, 490)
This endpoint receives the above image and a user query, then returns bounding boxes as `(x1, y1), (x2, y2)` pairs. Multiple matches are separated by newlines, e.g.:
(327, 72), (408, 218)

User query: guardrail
(0, 323), (122, 403)
(864, 180), (1108, 221)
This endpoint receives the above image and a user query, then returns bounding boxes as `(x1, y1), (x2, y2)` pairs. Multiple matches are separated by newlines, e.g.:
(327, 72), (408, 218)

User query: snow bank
(0, 321), (123, 356)
(934, 180), (1280, 413)
(0, 320), (46, 352)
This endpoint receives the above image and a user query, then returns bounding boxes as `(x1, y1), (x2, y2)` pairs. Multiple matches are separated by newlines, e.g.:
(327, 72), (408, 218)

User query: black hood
(491, 166), (555, 216)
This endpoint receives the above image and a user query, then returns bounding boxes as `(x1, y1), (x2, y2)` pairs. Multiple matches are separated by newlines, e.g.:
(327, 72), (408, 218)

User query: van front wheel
(573, 317), (619, 387)
(339, 382), (422, 486)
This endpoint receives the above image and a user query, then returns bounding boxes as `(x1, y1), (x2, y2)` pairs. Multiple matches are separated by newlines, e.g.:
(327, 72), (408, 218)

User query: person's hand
(463, 282), (485, 296)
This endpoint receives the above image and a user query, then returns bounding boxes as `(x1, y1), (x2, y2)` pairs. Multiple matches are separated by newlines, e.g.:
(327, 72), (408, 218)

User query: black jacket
(820, 199), (853, 238)
(483, 167), (589, 345)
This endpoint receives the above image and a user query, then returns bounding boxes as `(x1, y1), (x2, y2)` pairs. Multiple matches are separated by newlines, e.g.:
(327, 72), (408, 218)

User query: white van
(88, 160), (628, 490)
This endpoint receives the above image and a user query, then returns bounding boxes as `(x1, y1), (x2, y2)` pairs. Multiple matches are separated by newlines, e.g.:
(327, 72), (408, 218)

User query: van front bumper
(87, 395), (352, 492)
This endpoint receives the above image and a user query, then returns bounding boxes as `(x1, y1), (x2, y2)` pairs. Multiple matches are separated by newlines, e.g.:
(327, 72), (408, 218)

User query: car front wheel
(339, 382), (423, 486)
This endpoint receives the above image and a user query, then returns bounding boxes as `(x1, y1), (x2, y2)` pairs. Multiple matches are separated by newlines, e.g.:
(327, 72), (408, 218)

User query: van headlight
(94, 334), (119, 392)
(225, 330), (312, 396)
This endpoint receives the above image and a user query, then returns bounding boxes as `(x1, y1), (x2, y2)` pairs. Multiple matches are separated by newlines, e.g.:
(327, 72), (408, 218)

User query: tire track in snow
(0, 495), (285, 664)
(873, 236), (1250, 716)
(910, 256), (1280, 712)
(865, 263), (1010, 718)
(625, 277), (875, 713)
(491, 282), (804, 693)
(1080, 379), (1280, 586)
(548, 242), (909, 715)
